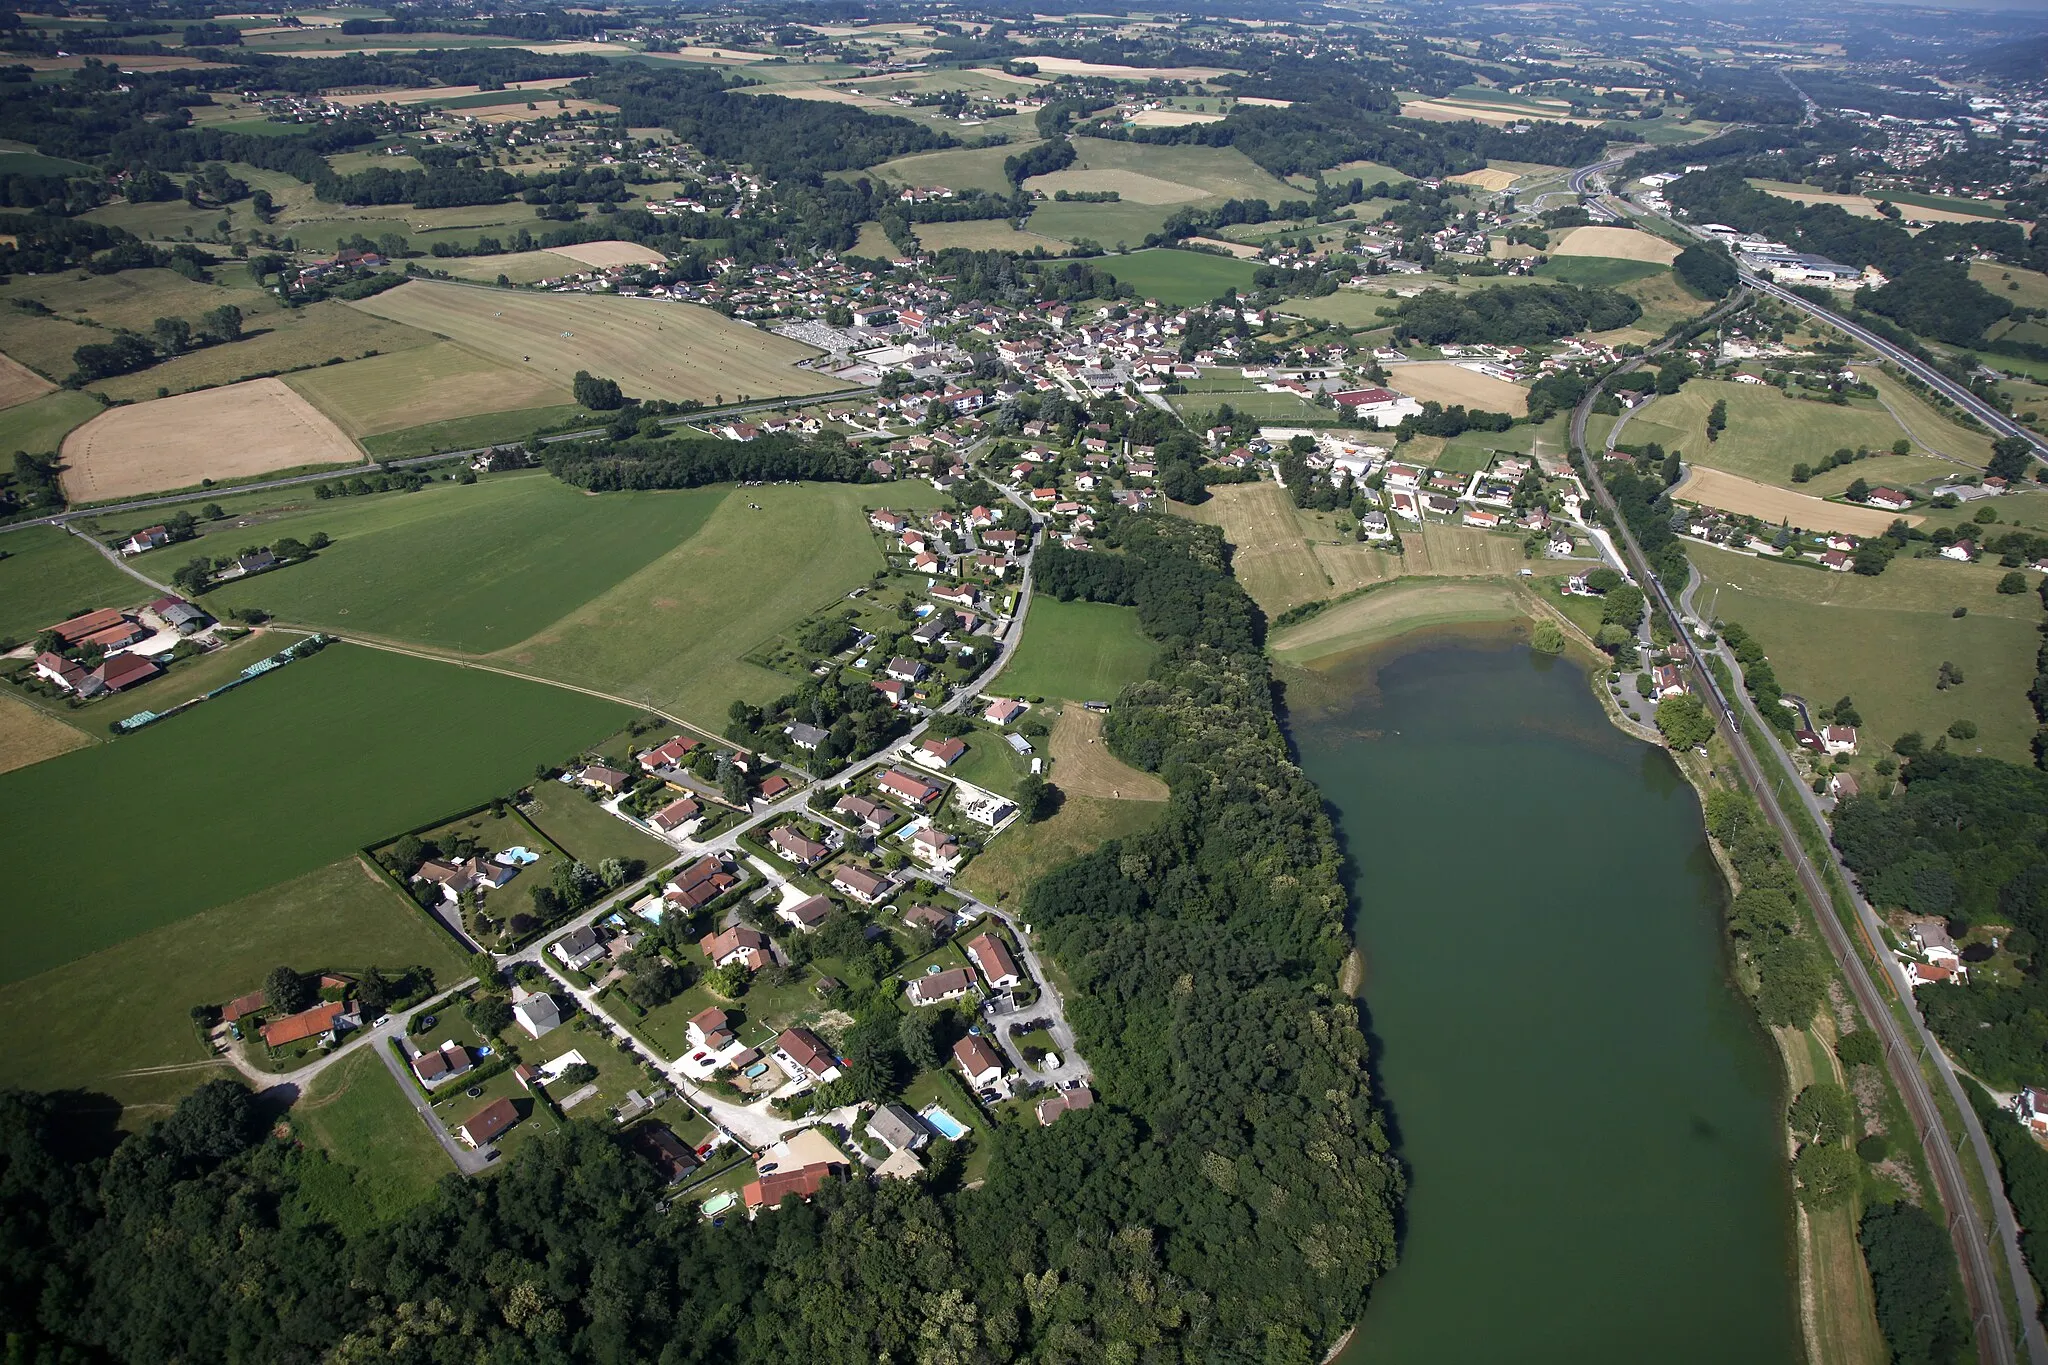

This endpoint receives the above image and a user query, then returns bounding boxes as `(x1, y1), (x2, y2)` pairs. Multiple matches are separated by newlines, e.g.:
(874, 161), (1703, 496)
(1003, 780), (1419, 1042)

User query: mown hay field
(287, 341), (570, 438)
(0, 524), (150, 641)
(913, 221), (1070, 254)
(351, 280), (834, 404)
(1448, 167), (1520, 192)
(1692, 544), (2042, 764)
(1747, 180), (1993, 226)
(0, 692), (91, 774)
(0, 351), (53, 407)
(990, 597), (1158, 703)
(1049, 705), (1167, 800)
(544, 240), (668, 268)
(0, 390), (104, 459)
(60, 378), (363, 501)
(1671, 467), (1916, 536)
(1552, 225), (1681, 263)
(0, 643), (628, 983)
(1391, 361), (1530, 415)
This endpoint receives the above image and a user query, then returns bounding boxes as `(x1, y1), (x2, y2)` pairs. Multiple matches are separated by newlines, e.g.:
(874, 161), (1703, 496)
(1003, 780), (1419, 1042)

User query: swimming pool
(701, 1191), (737, 1217)
(744, 1062), (770, 1079)
(919, 1103), (970, 1140)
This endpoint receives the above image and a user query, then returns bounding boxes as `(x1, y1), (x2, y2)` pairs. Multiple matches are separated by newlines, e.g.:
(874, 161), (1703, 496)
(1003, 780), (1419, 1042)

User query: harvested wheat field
(1449, 167), (1520, 192)
(1050, 707), (1167, 800)
(544, 240), (669, 268)
(1673, 467), (1921, 535)
(1190, 236), (1262, 258)
(1025, 167), (1205, 204)
(1400, 98), (1596, 126)
(1553, 226), (1680, 264)
(1017, 55), (1233, 80)
(327, 78), (575, 107)
(60, 379), (362, 501)
(0, 352), (54, 410)
(1749, 182), (1994, 226)
(1390, 362), (1530, 416)
(0, 694), (90, 775)
(350, 281), (834, 405)
(1130, 109), (1223, 127)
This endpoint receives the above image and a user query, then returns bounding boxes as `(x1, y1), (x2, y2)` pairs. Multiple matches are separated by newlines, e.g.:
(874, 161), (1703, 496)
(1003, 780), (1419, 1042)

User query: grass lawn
(0, 643), (629, 982)
(498, 480), (948, 726)
(956, 792), (1166, 907)
(0, 856), (468, 1118)
(0, 389), (103, 457)
(190, 473), (727, 653)
(943, 730), (1029, 800)
(992, 597), (1158, 702)
(1537, 257), (1667, 288)
(1692, 544), (2042, 764)
(289, 1047), (453, 1231)
(523, 779), (672, 868)
(1279, 292), (1399, 328)
(1624, 380), (1957, 496)
(0, 523), (152, 643)
(1098, 247), (1260, 306)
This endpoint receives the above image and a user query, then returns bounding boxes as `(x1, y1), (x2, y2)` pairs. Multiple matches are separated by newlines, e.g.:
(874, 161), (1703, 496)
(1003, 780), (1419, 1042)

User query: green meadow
(993, 597), (1158, 702)
(1099, 247), (1261, 306)
(0, 643), (628, 982)
(187, 473), (728, 653)
(0, 523), (152, 642)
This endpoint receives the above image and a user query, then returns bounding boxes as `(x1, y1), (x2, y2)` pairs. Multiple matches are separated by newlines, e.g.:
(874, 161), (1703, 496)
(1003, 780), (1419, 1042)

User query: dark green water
(1294, 632), (1802, 1365)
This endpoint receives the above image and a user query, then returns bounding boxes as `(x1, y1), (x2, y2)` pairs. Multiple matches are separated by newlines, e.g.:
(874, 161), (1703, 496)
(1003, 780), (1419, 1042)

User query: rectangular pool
(919, 1103), (970, 1140)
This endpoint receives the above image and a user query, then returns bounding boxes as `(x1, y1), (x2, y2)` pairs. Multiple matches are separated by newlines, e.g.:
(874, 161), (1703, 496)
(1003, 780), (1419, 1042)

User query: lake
(1290, 631), (1802, 1365)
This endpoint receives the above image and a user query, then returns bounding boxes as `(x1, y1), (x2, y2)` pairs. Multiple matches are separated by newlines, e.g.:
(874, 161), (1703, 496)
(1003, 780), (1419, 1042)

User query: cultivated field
(0, 524), (149, 642)
(60, 378), (363, 501)
(0, 351), (54, 408)
(1552, 225), (1681, 264)
(1692, 544), (2041, 764)
(1271, 579), (1530, 665)
(198, 474), (726, 652)
(1747, 180), (1995, 226)
(913, 221), (1070, 253)
(0, 856), (469, 1122)
(1622, 380), (1960, 494)
(1448, 168), (1520, 192)
(992, 597), (1159, 702)
(0, 643), (629, 983)
(0, 692), (91, 774)
(351, 281), (834, 404)
(327, 76), (576, 106)
(1101, 247), (1260, 305)
(544, 239), (669, 268)
(1049, 705), (1168, 800)
(1672, 468), (1917, 535)
(497, 481), (949, 724)
(1401, 98), (1597, 126)
(1027, 166), (1205, 204)
(1391, 362), (1530, 415)
(1016, 55), (1235, 79)
(287, 341), (570, 439)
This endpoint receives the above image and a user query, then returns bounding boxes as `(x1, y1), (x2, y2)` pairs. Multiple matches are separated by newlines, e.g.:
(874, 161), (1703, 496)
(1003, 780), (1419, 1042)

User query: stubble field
(1390, 362), (1531, 416)
(286, 341), (571, 438)
(59, 378), (364, 500)
(0, 351), (54, 407)
(1672, 467), (1922, 536)
(1552, 226), (1681, 263)
(350, 281), (835, 404)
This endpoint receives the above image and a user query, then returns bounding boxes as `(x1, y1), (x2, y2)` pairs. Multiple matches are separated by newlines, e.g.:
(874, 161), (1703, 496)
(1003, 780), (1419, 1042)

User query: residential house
(873, 677), (913, 708)
(1828, 771), (1861, 800)
(1823, 725), (1858, 756)
(779, 893), (835, 932)
(879, 768), (942, 807)
(553, 926), (607, 973)
(771, 1027), (842, 1084)
(785, 721), (829, 751)
(1941, 540), (1977, 563)
(903, 903), (956, 937)
(1651, 665), (1686, 699)
(984, 697), (1027, 725)
(514, 993), (564, 1039)
(666, 855), (738, 912)
(260, 999), (354, 1049)
(2015, 1087), (2048, 1137)
(91, 654), (161, 693)
(831, 862), (895, 905)
(701, 925), (770, 971)
(742, 1163), (839, 1212)
(457, 1097), (520, 1147)
(1908, 918), (1961, 969)
(911, 825), (959, 867)
(966, 932), (1022, 990)
(908, 966), (975, 1006)
(953, 1034), (1005, 1089)
(1908, 960), (1961, 988)
(628, 1123), (699, 1185)
(688, 1007), (736, 1051)
(1866, 488), (1914, 512)
(1820, 549), (1852, 573)
(917, 736), (967, 769)
(412, 1042), (475, 1086)
(836, 792), (892, 832)
(32, 652), (96, 695)
(122, 525), (170, 554)
(649, 795), (702, 833)
(1036, 1086), (1096, 1127)
(769, 825), (830, 868)
(869, 1102), (931, 1152)
(886, 657), (927, 684)
(575, 763), (631, 795)
(640, 736), (699, 771)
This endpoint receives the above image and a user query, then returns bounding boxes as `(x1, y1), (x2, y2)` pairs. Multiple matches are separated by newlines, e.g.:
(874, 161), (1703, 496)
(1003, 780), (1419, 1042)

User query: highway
(1566, 297), (2030, 1365)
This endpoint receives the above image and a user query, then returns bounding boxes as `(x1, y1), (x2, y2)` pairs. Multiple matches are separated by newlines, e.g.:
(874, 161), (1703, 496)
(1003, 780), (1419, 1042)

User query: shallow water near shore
(1292, 630), (1802, 1365)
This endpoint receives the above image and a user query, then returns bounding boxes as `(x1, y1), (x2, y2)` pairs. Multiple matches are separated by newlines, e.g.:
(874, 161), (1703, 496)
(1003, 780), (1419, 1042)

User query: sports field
(1672, 468), (1915, 536)
(1623, 380), (1959, 495)
(1692, 544), (2041, 764)
(0, 351), (53, 408)
(199, 474), (727, 652)
(497, 480), (948, 723)
(1271, 579), (1530, 665)
(61, 378), (364, 500)
(287, 341), (571, 438)
(1100, 247), (1261, 305)
(0, 856), (469, 1121)
(991, 597), (1158, 702)
(351, 281), (834, 404)
(1552, 226), (1680, 264)
(1390, 362), (1530, 416)
(0, 643), (629, 982)
(0, 692), (90, 774)
(0, 524), (150, 642)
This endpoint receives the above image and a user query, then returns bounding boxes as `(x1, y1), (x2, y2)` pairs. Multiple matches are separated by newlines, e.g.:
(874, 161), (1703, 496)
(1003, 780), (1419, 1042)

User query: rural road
(1565, 278), (2032, 1364)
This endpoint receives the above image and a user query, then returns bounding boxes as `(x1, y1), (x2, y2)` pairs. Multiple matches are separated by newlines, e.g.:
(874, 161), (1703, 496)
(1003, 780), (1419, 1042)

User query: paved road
(369, 1017), (495, 1175)
(1566, 292), (2027, 1365)
(1, 386), (878, 537)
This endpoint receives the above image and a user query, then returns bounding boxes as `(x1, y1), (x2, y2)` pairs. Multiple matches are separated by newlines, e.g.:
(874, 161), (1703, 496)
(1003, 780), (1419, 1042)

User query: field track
(60, 379), (362, 501)
(1672, 466), (1922, 535)
(351, 281), (835, 404)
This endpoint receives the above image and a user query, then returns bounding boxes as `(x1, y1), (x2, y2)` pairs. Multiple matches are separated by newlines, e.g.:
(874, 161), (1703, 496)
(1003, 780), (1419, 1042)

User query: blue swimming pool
(920, 1103), (970, 1140)
(744, 1062), (770, 1079)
